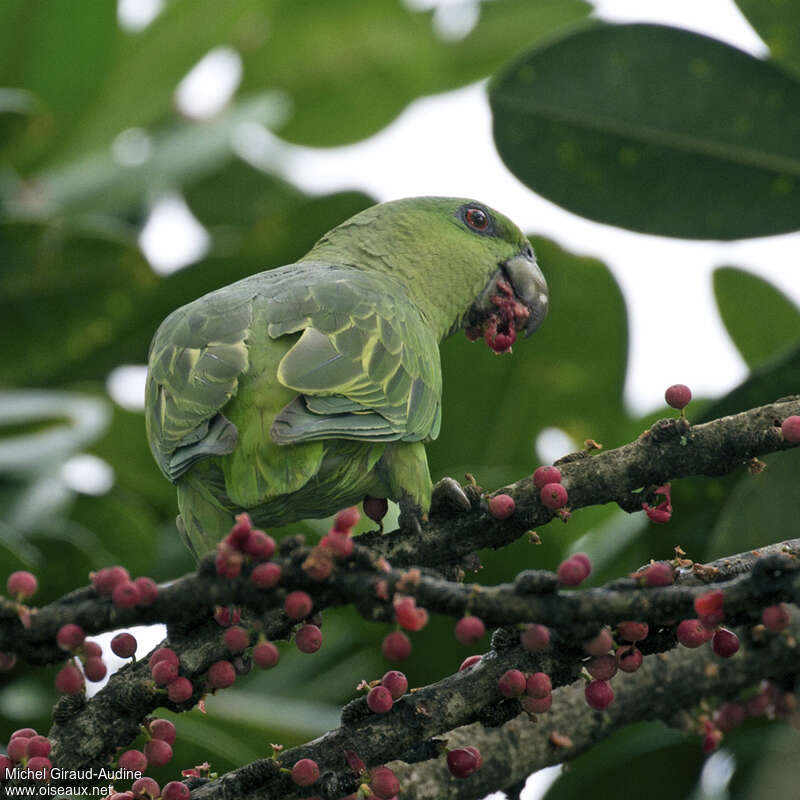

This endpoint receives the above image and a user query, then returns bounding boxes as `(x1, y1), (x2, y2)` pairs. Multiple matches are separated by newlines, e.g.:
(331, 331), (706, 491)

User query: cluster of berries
(214, 512), (277, 580)
(92, 566), (159, 609)
(1, 728), (52, 781)
(676, 590), (740, 658)
(365, 669), (409, 714)
(115, 718), (177, 781)
(104, 775), (189, 800)
(54, 624), (107, 693)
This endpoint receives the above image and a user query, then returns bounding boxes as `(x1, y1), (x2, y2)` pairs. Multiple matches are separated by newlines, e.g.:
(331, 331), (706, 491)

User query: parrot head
(305, 196), (548, 350)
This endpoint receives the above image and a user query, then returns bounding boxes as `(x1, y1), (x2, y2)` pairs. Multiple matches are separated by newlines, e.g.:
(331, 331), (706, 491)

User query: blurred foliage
(0, 1), (799, 797)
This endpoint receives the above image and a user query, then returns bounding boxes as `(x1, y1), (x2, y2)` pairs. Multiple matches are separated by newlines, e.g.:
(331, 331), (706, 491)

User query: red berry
(618, 621), (649, 643)
(132, 777), (161, 800)
(382, 631), (411, 661)
(367, 685), (394, 714)
(520, 623), (550, 652)
(167, 677), (193, 703)
(149, 718), (177, 745)
(253, 641), (280, 668)
(25, 756), (51, 778)
(151, 660), (179, 686)
(57, 624), (85, 651)
(363, 496), (389, 523)
(7, 570), (37, 600)
(455, 616), (486, 645)
(782, 415), (800, 443)
(446, 747), (479, 778)
(10, 727), (37, 739)
(83, 657), (107, 682)
(665, 383), (692, 410)
(381, 670), (408, 699)
(488, 494), (515, 520)
(334, 507), (360, 533)
(459, 654), (482, 671)
(541, 482), (568, 510)
(215, 546), (243, 579)
(296, 624), (323, 654)
(676, 619), (714, 648)
(242, 529), (276, 560)
(0, 755), (14, 778)
(213, 605), (241, 627)
(762, 603), (791, 632)
(7, 736), (29, 761)
(207, 660), (236, 689)
(133, 577), (159, 605)
(226, 512), (253, 549)
(694, 590), (724, 621)
(712, 628), (740, 658)
(713, 702), (746, 733)
(321, 531), (354, 559)
(55, 662), (84, 694)
(161, 782), (190, 800)
(586, 654), (618, 681)
(149, 647), (179, 669)
(498, 668), (527, 698)
(615, 645), (643, 673)
(585, 679), (614, 710)
(118, 749), (148, 772)
(82, 640), (102, 658)
(291, 758), (320, 787)
(25, 735), (51, 758)
(533, 465), (562, 489)
(251, 562), (282, 589)
(304, 555), (333, 584)
(112, 580), (140, 608)
(0, 652), (16, 671)
(223, 626), (250, 654)
(394, 596), (429, 631)
(643, 504), (672, 524)
(371, 765), (400, 799)
(143, 738), (172, 767)
(111, 632), (138, 658)
(583, 628), (613, 656)
(91, 566), (130, 596)
(634, 562), (674, 586)
(703, 728), (723, 755)
(284, 590), (313, 621)
(557, 555), (590, 586)
(522, 693), (553, 714)
(526, 672), (552, 699)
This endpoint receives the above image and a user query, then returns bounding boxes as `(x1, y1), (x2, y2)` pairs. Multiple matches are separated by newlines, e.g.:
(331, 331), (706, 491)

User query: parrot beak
(502, 247), (549, 337)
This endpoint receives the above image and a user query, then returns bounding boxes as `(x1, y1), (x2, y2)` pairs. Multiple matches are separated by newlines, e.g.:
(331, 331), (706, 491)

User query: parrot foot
(398, 494), (425, 537)
(430, 476), (472, 516)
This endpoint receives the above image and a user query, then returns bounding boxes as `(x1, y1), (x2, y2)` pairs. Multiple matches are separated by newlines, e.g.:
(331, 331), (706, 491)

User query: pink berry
(133, 577), (159, 605)
(694, 590), (725, 627)
(112, 580), (140, 609)
(712, 628), (740, 658)
(586, 654), (618, 681)
(161, 782), (190, 800)
(242, 529), (275, 560)
(223, 626), (250, 654)
(132, 777), (161, 800)
(394, 596), (429, 632)
(488, 493), (515, 520)
(618, 621), (649, 643)
(10, 727), (37, 739)
(585, 679), (614, 710)
(151, 660), (179, 686)
(149, 647), (179, 669)
(526, 672), (552, 699)
(522, 693), (553, 713)
(118, 749), (148, 772)
(7, 736), (29, 761)
(284, 591), (313, 621)
(676, 619), (714, 648)
(583, 628), (613, 656)
(382, 631), (411, 661)
(253, 641), (280, 668)
(91, 566), (130, 596)
(215, 546), (243, 579)
(615, 645), (643, 673)
(367, 685), (394, 714)
(25, 756), (51, 778)
(82, 640), (102, 658)
(533, 465), (562, 489)
(714, 702), (746, 733)
(57, 624), (85, 651)
(643, 504), (672, 524)
(520, 623), (550, 652)
(226, 513), (253, 549)
(6, 571), (37, 600)
(541, 482), (568, 510)
(635, 562), (675, 586)
(296, 624), (323, 654)
(144, 738), (172, 767)
(498, 668), (527, 698)
(213, 605), (241, 627)
(167, 677), (194, 703)
(459, 654), (482, 671)
(0, 755), (14, 778)
(665, 383), (692, 410)
(557, 555), (590, 586)
(291, 758), (320, 787)
(251, 562), (282, 589)
(25, 735), (51, 758)
(381, 670), (408, 699)
(447, 747), (479, 778)
(370, 765), (400, 799)
(334, 507), (360, 533)
(782, 415), (800, 443)
(455, 616), (486, 645)
(762, 603), (790, 632)
(149, 718), (177, 745)
(0, 652), (16, 671)
(207, 660), (236, 689)
(321, 531), (354, 559)
(111, 632), (138, 658)
(83, 657), (107, 682)
(363, 495), (389, 523)
(55, 662), (84, 694)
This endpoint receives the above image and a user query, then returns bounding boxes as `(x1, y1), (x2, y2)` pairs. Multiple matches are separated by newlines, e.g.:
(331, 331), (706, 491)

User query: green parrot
(145, 197), (548, 557)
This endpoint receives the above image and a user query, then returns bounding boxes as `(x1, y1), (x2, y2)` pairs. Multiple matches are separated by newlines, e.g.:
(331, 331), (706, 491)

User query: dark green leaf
(490, 23), (800, 239)
(736, 0), (800, 80)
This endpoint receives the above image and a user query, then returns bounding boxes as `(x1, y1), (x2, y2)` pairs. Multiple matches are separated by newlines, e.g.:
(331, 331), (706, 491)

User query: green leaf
(736, 0), (800, 80)
(490, 23), (800, 239)
(713, 266), (800, 367)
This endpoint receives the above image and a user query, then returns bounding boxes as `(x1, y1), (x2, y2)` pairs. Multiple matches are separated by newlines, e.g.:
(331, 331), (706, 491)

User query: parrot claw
(398, 494), (425, 536)
(430, 476), (472, 515)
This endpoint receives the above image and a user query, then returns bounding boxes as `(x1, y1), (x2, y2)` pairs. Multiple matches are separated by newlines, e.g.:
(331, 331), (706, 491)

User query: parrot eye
(465, 207), (489, 231)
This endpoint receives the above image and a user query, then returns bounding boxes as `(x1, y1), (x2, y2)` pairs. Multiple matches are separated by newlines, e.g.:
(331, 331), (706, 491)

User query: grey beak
(504, 248), (549, 336)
